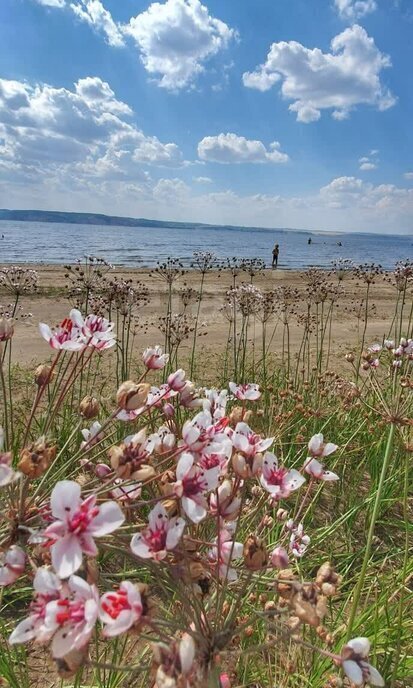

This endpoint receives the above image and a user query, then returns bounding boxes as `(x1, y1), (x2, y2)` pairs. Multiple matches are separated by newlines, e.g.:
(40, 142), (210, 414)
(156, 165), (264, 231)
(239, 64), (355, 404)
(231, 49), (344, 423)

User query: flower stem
(345, 422), (396, 640)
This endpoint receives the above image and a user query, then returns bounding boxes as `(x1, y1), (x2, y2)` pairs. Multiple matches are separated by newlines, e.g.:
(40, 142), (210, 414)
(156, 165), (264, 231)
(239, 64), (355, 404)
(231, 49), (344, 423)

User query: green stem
(345, 422), (396, 640)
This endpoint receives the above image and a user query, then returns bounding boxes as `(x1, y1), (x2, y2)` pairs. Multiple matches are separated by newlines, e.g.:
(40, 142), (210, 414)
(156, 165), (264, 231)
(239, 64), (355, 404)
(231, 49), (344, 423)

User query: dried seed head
(34, 364), (53, 387)
(18, 437), (57, 478)
(243, 534), (268, 570)
(79, 395), (99, 419)
(116, 381), (150, 410)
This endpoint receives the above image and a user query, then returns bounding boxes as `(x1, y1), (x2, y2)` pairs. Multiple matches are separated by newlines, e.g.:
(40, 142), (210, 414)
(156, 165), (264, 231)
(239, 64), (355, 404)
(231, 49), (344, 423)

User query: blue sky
(0, 0), (412, 232)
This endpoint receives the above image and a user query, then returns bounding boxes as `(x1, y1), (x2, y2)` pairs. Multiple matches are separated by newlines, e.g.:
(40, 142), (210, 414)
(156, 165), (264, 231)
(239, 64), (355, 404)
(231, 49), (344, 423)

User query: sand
(0, 264), (403, 366)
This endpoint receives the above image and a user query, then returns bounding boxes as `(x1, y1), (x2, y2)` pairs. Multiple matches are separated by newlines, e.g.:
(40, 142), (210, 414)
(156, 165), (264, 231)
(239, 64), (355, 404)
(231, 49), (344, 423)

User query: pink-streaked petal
(181, 497), (206, 524)
(102, 609), (136, 637)
(51, 627), (79, 659)
(50, 480), (81, 520)
(79, 533), (98, 557)
(148, 503), (168, 531)
(176, 452), (194, 481)
(285, 469), (306, 491)
(367, 664), (385, 687)
(342, 660), (363, 685)
(321, 470), (339, 481)
(39, 322), (52, 343)
(304, 457), (323, 477)
(88, 501), (124, 536)
(51, 534), (83, 579)
(68, 575), (94, 600)
(33, 567), (61, 595)
(179, 633), (195, 674)
(203, 466), (220, 491)
(70, 309), (84, 328)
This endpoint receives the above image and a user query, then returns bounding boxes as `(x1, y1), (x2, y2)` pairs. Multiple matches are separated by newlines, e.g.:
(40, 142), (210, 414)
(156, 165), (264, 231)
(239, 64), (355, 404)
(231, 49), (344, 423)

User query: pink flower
(0, 428), (21, 486)
(260, 452), (305, 500)
(43, 575), (99, 658)
(220, 673), (232, 688)
(80, 421), (102, 449)
(208, 528), (243, 581)
(44, 480), (125, 578)
(39, 312), (84, 351)
(210, 480), (242, 521)
(182, 411), (216, 452)
(130, 503), (185, 561)
(203, 388), (228, 419)
(167, 368), (187, 391)
(9, 567), (62, 645)
(179, 633), (196, 675)
(231, 422), (273, 459)
(304, 458), (339, 481)
(307, 433), (338, 458)
(288, 522), (310, 558)
(99, 581), (143, 637)
(341, 638), (384, 686)
(173, 452), (219, 523)
(71, 310), (116, 350)
(270, 546), (289, 570)
(0, 545), (25, 587)
(143, 345), (169, 370)
(109, 479), (142, 503)
(229, 382), (260, 401)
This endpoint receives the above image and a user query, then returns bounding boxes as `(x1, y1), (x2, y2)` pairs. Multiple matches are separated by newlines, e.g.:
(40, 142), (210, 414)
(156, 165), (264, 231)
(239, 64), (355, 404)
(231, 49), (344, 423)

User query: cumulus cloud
(404, 172), (413, 180)
(194, 176), (213, 183)
(197, 133), (289, 164)
(243, 25), (396, 122)
(33, 0), (66, 7)
(70, 0), (125, 47)
(0, 75), (185, 188)
(124, 0), (237, 90)
(334, 0), (377, 21)
(359, 149), (379, 171)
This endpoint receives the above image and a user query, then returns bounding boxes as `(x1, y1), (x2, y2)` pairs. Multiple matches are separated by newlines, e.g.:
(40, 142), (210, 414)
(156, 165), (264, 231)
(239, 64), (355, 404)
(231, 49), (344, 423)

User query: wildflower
(116, 381), (150, 411)
(39, 312), (84, 351)
(304, 457), (339, 481)
(9, 567), (62, 644)
(109, 429), (155, 482)
(231, 422), (273, 459)
(143, 345), (169, 370)
(203, 388), (228, 419)
(167, 368), (187, 392)
(260, 452), (305, 499)
(0, 317), (14, 341)
(307, 433), (338, 458)
(109, 479), (142, 503)
(179, 381), (203, 409)
(0, 545), (25, 586)
(99, 581), (143, 637)
(44, 480), (125, 578)
(43, 575), (99, 658)
(229, 382), (261, 401)
(270, 546), (289, 570)
(130, 503), (185, 561)
(80, 421), (102, 449)
(173, 452), (219, 523)
(341, 638), (384, 686)
(147, 425), (176, 453)
(289, 522), (310, 558)
(71, 310), (116, 350)
(209, 479), (242, 520)
(0, 427), (21, 486)
(208, 528), (243, 581)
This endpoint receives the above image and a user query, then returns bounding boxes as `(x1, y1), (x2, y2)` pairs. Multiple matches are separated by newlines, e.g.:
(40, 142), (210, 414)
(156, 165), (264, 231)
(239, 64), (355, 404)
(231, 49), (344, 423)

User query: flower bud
(345, 352), (354, 363)
(243, 534), (268, 570)
(79, 395), (99, 419)
(0, 318), (13, 342)
(271, 546), (289, 570)
(95, 463), (112, 479)
(34, 364), (53, 387)
(116, 381), (150, 411)
(167, 369), (186, 392)
(276, 508), (289, 521)
(162, 402), (175, 418)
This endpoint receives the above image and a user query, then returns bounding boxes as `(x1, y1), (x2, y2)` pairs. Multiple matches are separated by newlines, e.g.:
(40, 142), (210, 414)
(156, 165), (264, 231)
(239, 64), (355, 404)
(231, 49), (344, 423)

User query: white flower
(341, 637), (385, 686)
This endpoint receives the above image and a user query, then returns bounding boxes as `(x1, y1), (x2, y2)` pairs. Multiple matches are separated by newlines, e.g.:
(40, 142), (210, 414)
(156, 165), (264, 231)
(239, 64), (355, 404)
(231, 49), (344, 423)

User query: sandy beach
(0, 263), (401, 366)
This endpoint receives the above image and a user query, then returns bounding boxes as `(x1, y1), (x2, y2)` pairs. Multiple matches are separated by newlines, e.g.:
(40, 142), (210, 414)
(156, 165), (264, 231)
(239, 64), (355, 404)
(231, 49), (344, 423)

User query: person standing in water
(272, 243), (279, 268)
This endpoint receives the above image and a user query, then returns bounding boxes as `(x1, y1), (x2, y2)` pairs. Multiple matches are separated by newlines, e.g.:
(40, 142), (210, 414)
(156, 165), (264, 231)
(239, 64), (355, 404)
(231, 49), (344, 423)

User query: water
(0, 220), (412, 269)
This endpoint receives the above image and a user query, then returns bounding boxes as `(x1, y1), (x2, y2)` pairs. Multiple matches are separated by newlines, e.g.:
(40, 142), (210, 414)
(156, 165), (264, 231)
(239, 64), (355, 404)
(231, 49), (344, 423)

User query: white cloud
(33, 0), (66, 7)
(358, 149), (379, 171)
(334, 0), (377, 21)
(404, 172), (413, 180)
(194, 176), (212, 183)
(0, 75), (185, 187)
(124, 0), (237, 90)
(243, 25), (396, 122)
(70, 0), (125, 47)
(197, 133), (289, 164)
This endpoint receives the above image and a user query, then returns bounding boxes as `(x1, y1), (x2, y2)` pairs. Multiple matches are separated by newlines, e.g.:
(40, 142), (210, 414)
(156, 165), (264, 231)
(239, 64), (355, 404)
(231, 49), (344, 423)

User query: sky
(0, 0), (413, 233)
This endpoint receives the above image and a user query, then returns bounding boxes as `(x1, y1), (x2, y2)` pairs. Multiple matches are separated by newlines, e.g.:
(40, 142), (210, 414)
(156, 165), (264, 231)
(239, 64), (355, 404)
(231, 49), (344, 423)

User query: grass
(0, 256), (412, 688)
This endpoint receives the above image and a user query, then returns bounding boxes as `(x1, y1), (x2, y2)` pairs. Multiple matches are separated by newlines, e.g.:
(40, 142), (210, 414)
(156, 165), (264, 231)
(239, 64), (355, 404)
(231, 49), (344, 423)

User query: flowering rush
(304, 433), (339, 482)
(0, 426), (21, 487)
(130, 503), (185, 561)
(43, 480), (125, 578)
(39, 309), (116, 351)
(229, 382), (261, 401)
(260, 452), (306, 500)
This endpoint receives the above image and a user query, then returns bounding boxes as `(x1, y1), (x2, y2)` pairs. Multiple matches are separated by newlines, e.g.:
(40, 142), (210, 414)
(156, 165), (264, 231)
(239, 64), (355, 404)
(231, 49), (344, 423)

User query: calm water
(0, 220), (412, 269)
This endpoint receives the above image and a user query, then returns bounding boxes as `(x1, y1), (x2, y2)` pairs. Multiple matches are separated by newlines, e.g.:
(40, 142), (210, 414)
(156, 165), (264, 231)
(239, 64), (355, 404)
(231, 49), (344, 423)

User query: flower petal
(50, 480), (81, 520)
(51, 533), (83, 579)
(342, 659), (363, 685)
(89, 501), (124, 536)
